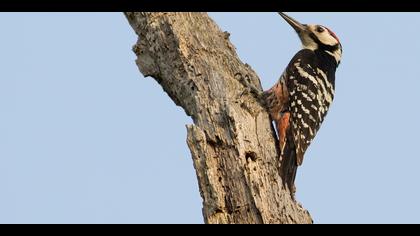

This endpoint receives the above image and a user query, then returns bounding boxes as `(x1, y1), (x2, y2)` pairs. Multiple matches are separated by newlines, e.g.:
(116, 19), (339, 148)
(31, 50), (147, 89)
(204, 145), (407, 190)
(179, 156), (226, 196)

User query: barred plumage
(286, 49), (336, 165)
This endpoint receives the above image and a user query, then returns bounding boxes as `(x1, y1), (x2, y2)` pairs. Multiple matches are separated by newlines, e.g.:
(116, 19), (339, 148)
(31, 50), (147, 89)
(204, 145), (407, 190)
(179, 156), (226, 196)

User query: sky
(0, 12), (419, 224)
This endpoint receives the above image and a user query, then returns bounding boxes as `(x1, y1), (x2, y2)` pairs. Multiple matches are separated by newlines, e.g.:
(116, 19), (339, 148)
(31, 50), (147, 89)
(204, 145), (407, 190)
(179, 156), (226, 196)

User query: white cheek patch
(317, 32), (338, 46)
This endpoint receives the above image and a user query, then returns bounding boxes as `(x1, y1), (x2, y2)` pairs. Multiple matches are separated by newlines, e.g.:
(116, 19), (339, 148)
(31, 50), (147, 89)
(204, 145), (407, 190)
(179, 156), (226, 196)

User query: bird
(237, 12), (342, 194)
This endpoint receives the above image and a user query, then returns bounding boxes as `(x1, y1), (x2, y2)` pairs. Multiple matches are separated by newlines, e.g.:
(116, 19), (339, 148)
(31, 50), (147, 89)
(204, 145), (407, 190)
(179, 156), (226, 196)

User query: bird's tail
(279, 128), (298, 197)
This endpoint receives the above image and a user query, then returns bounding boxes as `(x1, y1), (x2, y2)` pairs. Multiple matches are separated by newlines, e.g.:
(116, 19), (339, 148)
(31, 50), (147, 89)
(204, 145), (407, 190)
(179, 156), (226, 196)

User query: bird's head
(278, 12), (342, 65)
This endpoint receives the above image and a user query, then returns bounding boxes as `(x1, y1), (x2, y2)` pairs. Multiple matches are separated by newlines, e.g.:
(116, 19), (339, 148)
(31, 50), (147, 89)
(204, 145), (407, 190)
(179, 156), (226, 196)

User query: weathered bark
(124, 12), (312, 224)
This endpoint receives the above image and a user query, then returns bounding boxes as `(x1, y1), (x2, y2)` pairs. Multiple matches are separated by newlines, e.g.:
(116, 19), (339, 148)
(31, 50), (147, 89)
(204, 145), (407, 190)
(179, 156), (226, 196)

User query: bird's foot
(234, 72), (263, 99)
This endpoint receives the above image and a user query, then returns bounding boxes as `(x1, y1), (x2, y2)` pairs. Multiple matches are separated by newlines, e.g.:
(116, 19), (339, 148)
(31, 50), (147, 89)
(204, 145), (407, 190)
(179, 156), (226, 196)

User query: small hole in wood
(245, 151), (257, 162)
(215, 208), (223, 214)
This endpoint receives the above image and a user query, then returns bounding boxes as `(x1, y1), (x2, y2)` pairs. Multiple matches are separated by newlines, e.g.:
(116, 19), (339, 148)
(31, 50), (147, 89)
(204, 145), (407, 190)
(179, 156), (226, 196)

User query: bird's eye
(316, 26), (324, 33)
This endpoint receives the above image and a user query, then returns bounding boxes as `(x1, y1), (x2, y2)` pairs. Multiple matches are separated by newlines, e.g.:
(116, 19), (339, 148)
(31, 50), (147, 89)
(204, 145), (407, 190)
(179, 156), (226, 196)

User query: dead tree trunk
(124, 12), (312, 224)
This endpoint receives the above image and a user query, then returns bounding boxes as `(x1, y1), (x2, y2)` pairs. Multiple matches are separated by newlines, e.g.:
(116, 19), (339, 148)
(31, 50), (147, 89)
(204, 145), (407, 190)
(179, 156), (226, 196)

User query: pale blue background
(0, 12), (418, 223)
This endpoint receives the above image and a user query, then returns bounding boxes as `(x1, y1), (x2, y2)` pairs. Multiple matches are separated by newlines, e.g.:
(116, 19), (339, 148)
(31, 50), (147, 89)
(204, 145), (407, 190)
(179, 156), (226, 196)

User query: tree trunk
(124, 12), (312, 224)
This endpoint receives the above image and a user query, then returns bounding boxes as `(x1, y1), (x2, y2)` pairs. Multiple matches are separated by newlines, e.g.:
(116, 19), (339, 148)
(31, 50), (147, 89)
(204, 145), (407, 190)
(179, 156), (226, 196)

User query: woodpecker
(238, 13), (342, 193)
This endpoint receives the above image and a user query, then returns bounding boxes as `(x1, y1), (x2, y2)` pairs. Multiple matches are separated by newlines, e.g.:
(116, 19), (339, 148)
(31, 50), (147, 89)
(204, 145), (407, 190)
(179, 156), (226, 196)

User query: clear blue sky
(1, 12), (419, 224)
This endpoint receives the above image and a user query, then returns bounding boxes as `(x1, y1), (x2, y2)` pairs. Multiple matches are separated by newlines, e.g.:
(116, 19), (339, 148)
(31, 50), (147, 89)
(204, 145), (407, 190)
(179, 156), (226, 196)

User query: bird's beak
(278, 12), (306, 34)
